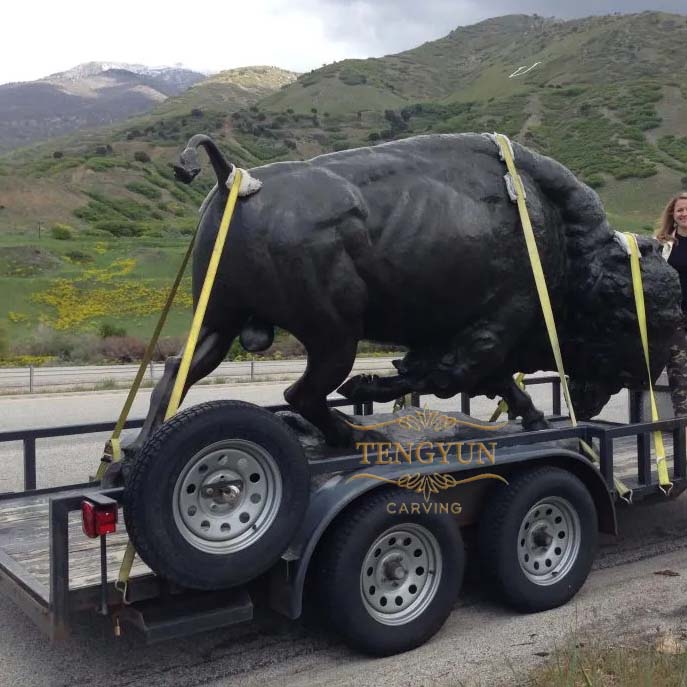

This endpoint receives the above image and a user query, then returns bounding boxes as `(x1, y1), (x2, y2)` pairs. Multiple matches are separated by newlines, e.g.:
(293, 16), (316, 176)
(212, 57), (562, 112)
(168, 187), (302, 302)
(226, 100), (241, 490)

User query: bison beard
(134, 133), (682, 448)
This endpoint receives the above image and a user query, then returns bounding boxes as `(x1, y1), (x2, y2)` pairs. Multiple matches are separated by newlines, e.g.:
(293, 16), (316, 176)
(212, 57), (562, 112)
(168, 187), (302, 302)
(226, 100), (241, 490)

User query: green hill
(2, 12), (687, 359)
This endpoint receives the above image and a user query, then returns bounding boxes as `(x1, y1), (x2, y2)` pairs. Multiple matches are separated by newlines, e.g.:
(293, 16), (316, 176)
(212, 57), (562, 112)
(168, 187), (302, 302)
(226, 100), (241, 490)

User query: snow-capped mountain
(43, 62), (205, 93)
(0, 62), (206, 151)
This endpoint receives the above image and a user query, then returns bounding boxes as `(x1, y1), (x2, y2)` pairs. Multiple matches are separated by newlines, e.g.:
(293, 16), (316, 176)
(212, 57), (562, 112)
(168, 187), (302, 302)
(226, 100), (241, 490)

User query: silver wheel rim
(172, 439), (282, 554)
(517, 496), (581, 586)
(360, 523), (442, 626)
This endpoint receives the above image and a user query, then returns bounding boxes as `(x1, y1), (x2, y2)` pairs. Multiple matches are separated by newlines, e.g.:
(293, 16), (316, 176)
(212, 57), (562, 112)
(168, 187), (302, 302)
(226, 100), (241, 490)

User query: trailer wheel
(315, 488), (464, 656)
(479, 466), (597, 612)
(124, 400), (308, 590)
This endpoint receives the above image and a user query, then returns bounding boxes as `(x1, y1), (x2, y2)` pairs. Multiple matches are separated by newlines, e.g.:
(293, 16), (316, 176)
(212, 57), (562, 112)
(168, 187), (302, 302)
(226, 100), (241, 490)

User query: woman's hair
(655, 191), (687, 242)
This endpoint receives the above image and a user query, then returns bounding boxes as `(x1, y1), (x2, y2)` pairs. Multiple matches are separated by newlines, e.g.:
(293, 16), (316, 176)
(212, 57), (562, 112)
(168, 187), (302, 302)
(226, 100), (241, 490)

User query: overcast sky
(1, 0), (685, 85)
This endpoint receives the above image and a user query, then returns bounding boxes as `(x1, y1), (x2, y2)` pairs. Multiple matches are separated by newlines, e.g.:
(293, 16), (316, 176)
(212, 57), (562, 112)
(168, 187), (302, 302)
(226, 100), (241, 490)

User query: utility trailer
(0, 377), (685, 656)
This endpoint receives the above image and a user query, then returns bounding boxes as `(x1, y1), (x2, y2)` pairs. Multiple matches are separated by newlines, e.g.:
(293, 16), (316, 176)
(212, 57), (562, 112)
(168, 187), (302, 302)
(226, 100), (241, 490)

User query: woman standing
(656, 191), (687, 415)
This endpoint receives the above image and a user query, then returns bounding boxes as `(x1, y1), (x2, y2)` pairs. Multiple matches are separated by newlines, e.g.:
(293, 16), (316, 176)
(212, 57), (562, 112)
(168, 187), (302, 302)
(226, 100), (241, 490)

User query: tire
(315, 488), (465, 656)
(478, 466), (597, 613)
(123, 400), (309, 590)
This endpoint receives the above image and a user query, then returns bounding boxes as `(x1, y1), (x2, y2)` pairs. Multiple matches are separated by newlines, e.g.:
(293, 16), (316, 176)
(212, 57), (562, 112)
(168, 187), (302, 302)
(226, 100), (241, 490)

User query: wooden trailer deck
(0, 487), (150, 602)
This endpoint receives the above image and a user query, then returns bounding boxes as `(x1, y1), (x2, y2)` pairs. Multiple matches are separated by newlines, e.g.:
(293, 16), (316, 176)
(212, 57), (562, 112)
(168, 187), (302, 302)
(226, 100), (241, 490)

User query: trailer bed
(0, 488), (149, 598)
(0, 430), (675, 605)
(0, 384), (684, 642)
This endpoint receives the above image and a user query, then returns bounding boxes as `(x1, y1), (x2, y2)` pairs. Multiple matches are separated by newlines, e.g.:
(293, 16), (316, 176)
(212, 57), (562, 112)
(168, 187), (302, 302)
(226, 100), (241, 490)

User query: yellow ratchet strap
(95, 227), (199, 481)
(490, 372), (526, 422)
(493, 133), (633, 502)
(111, 172), (243, 603)
(114, 540), (136, 605)
(624, 232), (672, 493)
(165, 169), (243, 420)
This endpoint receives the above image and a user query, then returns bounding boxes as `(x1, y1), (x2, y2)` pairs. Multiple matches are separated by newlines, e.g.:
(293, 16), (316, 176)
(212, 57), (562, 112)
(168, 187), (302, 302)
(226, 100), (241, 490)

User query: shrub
(84, 192), (154, 221)
(65, 249), (93, 264)
(20, 324), (99, 363)
(154, 336), (184, 360)
(93, 220), (144, 237)
(384, 109), (408, 134)
(339, 70), (367, 86)
(126, 181), (162, 200)
(51, 224), (73, 240)
(299, 74), (319, 87)
(53, 151), (63, 159)
(98, 323), (127, 338)
(86, 157), (124, 172)
(0, 327), (8, 359)
(98, 336), (146, 363)
(585, 173), (605, 189)
(134, 150), (151, 163)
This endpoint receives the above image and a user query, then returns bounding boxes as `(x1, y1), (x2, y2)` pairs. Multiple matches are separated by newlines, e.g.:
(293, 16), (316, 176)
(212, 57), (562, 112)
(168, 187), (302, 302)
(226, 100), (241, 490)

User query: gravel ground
(0, 499), (684, 687)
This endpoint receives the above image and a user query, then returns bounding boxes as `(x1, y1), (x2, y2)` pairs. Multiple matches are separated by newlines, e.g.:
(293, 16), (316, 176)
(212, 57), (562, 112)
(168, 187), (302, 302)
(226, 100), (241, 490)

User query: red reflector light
(81, 500), (118, 538)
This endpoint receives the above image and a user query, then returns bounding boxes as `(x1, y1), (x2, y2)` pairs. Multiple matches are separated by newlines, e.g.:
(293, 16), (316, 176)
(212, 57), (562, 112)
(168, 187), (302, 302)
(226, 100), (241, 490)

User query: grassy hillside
(2, 13), (687, 361)
(0, 67), (298, 360)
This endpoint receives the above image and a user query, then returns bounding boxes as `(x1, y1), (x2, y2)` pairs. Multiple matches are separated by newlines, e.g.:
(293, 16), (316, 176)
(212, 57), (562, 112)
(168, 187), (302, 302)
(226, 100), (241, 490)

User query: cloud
(289, 0), (687, 61)
(283, 0), (477, 57)
(1, 0), (685, 85)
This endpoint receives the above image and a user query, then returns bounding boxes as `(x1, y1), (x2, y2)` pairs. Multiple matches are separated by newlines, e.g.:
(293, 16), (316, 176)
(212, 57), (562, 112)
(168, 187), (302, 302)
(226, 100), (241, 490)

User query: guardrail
(0, 357), (398, 394)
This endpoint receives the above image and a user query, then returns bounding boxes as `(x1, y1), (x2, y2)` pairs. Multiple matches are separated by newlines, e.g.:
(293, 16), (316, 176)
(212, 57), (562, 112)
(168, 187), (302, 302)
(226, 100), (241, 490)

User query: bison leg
(497, 377), (549, 431)
(284, 338), (358, 446)
(128, 325), (235, 452)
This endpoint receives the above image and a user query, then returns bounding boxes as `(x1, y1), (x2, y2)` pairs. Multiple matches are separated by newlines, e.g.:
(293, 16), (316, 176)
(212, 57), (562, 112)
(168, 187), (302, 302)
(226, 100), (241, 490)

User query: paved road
(0, 498), (685, 687)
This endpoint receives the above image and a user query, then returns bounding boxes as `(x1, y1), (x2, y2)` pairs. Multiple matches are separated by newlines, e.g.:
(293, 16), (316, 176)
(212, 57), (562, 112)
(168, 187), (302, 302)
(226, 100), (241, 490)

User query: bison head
(565, 233), (682, 419)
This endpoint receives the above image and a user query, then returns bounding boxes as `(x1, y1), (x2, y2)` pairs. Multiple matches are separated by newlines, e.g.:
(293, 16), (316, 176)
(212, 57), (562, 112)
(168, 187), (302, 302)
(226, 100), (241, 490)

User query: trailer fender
(269, 447), (616, 619)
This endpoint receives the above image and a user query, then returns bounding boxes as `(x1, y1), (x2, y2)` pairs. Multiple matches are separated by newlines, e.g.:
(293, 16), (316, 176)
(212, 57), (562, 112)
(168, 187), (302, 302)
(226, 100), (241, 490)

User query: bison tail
(239, 317), (275, 352)
(173, 134), (233, 186)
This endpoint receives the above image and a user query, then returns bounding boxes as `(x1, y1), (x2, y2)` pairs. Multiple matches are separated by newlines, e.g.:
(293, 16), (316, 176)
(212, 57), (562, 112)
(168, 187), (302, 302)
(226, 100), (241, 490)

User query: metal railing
(0, 375), (563, 496)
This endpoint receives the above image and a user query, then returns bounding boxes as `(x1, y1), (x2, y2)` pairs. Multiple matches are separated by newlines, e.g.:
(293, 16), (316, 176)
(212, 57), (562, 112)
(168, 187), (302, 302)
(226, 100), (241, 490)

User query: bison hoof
(323, 410), (354, 447)
(337, 374), (380, 402)
(522, 416), (550, 432)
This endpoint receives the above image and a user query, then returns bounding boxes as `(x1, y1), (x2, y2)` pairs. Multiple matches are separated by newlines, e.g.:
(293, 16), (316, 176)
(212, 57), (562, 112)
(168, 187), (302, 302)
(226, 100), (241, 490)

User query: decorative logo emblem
(346, 407), (508, 508)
